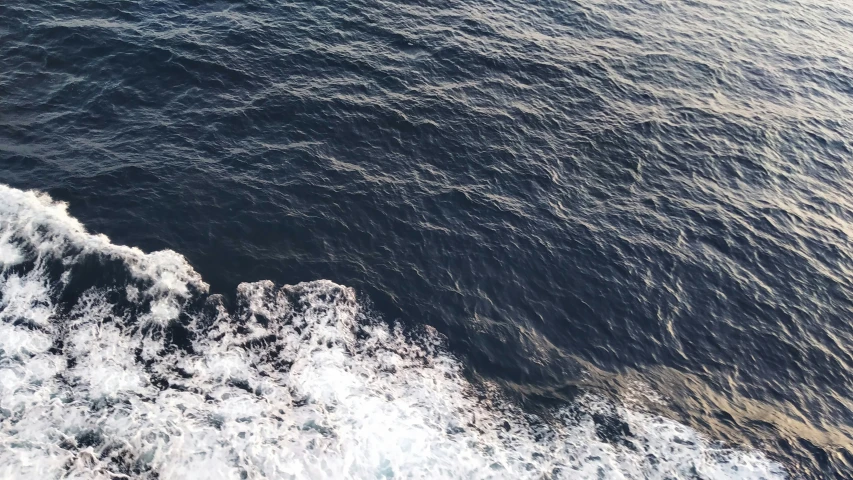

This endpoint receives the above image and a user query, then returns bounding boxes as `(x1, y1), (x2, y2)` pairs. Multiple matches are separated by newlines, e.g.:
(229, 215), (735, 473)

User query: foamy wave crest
(0, 185), (785, 479)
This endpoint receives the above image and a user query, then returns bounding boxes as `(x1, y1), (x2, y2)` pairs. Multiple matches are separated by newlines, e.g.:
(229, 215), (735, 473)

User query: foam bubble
(0, 185), (786, 479)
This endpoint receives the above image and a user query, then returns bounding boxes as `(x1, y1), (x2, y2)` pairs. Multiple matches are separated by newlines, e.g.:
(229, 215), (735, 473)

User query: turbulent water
(3, 0), (853, 478)
(0, 185), (785, 478)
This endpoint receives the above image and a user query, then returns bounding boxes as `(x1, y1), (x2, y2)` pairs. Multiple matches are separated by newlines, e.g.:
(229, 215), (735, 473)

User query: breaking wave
(0, 185), (785, 479)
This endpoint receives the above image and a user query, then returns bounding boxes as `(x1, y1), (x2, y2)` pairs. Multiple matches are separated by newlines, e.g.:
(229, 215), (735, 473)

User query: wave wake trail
(0, 185), (785, 479)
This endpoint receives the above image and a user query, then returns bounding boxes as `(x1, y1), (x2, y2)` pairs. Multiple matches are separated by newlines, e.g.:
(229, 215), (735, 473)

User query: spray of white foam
(0, 185), (786, 479)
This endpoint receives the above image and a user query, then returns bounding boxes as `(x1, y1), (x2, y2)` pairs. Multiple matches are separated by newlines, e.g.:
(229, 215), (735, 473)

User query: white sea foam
(0, 184), (786, 479)
(0, 235), (22, 267)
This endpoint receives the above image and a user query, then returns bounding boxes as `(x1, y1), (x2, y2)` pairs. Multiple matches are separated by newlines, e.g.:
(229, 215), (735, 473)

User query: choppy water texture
(1, 0), (852, 478)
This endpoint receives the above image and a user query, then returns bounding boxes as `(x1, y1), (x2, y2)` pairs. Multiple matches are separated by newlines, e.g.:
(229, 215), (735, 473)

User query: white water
(0, 184), (785, 479)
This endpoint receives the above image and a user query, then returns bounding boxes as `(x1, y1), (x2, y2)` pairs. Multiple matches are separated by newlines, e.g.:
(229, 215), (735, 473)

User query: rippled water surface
(2, 0), (853, 478)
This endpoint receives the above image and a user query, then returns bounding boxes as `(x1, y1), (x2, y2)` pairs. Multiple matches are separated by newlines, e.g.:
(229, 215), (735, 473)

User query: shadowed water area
(2, 0), (853, 477)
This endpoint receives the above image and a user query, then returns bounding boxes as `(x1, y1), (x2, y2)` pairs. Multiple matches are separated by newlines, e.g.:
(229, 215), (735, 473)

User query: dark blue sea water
(2, 0), (853, 478)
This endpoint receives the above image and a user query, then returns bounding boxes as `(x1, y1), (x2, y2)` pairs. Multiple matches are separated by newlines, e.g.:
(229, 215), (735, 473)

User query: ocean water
(1, 0), (852, 478)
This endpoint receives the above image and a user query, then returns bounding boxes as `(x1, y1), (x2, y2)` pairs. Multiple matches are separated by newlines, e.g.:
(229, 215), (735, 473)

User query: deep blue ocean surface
(2, 0), (853, 478)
